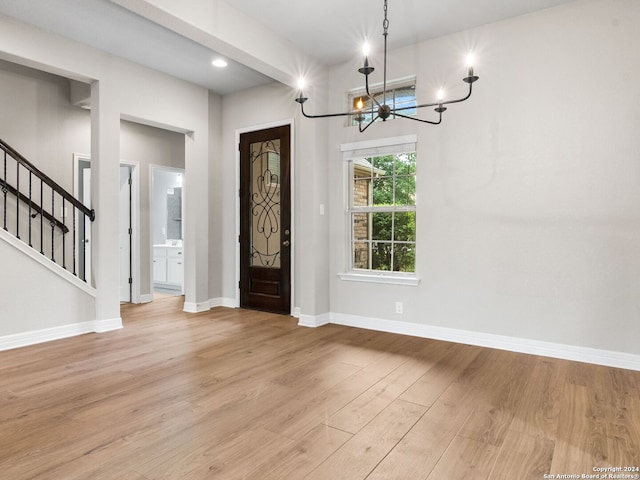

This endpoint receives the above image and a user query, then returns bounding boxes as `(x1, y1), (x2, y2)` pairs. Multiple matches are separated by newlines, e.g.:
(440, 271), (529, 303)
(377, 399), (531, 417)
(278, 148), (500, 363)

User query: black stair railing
(0, 138), (95, 282)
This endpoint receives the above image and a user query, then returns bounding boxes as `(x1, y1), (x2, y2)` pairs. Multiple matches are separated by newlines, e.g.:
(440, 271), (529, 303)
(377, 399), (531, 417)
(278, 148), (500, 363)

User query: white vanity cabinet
(166, 248), (184, 285)
(153, 247), (167, 283)
(153, 245), (183, 288)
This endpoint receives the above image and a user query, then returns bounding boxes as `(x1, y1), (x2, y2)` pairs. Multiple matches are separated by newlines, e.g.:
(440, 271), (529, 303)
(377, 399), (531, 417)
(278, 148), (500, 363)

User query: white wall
(0, 239), (94, 337)
(208, 91), (224, 302)
(0, 59), (90, 194)
(327, 0), (640, 356)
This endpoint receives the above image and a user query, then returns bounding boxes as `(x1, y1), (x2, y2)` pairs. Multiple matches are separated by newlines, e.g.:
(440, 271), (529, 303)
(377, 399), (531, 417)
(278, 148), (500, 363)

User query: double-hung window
(341, 136), (418, 285)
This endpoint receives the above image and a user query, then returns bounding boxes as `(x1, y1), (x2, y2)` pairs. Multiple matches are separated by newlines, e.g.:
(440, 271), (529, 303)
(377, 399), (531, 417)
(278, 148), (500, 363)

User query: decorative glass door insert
(250, 139), (281, 268)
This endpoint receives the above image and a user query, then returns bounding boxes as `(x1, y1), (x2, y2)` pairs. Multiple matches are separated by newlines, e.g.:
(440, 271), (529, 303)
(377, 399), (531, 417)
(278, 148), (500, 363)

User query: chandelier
(295, 0), (479, 132)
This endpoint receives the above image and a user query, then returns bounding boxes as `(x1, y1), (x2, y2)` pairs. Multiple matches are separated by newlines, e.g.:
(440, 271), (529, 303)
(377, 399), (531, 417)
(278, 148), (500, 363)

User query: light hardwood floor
(1, 297), (639, 479)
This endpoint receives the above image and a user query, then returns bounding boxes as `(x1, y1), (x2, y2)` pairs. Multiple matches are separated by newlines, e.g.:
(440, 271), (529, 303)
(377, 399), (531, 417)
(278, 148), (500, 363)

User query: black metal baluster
(51, 189), (55, 262)
(72, 206), (77, 277)
(28, 172), (33, 247)
(40, 179), (44, 255)
(61, 197), (66, 269)
(82, 212), (87, 282)
(2, 151), (7, 231)
(0, 139), (96, 272)
(15, 163), (20, 239)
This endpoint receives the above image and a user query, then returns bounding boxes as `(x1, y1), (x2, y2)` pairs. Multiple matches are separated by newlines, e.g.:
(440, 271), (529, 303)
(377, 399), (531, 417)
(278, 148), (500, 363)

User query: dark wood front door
(239, 125), (291, 314)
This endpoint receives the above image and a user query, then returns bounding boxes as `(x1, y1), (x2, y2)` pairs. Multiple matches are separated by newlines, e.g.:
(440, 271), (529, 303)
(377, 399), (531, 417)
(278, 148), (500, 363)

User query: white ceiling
(0, 0), (275, 95)
(0, 0), (577, 95)
(225, 0), (578, 64)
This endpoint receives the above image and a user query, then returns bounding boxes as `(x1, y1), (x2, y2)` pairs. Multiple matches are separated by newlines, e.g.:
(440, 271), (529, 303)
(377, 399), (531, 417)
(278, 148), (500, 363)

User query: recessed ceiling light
(212, 58), (228, 68)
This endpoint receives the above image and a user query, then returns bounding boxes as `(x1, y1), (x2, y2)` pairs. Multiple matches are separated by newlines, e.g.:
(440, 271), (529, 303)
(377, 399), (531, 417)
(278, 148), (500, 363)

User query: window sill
(338, 272), (420, 286)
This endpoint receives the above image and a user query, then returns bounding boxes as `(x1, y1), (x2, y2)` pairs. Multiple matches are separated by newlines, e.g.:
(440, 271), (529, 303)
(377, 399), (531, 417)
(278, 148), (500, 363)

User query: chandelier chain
(383, 0), (389, 34)
(382, 0), (389, 102)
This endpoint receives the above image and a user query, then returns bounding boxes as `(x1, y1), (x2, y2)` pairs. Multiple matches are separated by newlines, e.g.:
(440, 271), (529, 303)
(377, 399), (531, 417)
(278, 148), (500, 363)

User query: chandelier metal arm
(392, 110), (442, 125)
(363, 74), (383, 110)
(429, 81), (475, 108)
(391, 81), (475, 114)
(297, 100), (354, 119)
(358, 114), (380, 133)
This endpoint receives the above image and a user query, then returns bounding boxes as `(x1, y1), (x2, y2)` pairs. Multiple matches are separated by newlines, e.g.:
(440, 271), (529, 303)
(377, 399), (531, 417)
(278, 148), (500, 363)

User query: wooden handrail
(0, 138), (95, 222)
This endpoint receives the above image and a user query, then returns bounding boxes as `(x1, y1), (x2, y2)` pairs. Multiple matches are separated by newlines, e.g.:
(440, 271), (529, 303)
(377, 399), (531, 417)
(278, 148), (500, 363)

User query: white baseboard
(183, 301), (211, 313)
(0, 318), (121, 352)
(94, 317), (123, 333)
(298, 313), (331, 328)
(138, 294), (154, 304)
(329, 313), (640, 372)
(209, 297), (236, 309)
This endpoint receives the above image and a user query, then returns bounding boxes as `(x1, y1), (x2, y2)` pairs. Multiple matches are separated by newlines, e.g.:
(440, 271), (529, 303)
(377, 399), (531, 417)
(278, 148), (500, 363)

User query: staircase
(0, 138), (95, 282)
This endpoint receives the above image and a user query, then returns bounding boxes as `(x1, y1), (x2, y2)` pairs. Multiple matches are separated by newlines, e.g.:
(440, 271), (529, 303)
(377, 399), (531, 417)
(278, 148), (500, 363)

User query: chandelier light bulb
(437, 88), (445, 101)
(297, 77), (306, 90)
(465, 53), (476, 77)
(362, 42), (371, 57)
(356, 98), (364, 110)
(466, 53), (475, 67)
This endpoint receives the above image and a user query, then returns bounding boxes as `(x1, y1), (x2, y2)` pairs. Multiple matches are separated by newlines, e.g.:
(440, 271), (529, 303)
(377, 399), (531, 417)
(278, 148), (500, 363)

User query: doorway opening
(151, 166), (185, 298)
(74, 155), (139, 303)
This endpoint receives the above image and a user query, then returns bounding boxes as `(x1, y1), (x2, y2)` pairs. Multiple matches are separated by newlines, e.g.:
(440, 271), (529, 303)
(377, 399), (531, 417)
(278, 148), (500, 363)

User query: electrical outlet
(395, 301), (403, 314)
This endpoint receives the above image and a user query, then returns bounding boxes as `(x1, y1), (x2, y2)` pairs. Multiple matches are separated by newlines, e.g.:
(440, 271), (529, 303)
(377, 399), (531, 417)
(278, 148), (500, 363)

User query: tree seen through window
(351, 152), (416, 272)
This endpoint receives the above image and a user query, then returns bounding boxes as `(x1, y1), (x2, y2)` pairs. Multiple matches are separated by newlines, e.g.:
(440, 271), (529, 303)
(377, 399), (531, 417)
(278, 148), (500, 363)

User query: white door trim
(73, 154), (140, 303)
(121, 160), (140, 303)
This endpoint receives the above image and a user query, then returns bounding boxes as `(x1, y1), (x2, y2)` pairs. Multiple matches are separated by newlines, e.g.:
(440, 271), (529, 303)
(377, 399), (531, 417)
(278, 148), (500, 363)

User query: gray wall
(0, 60), (95, 334)
(326, 0), (640, 355)
(0, 239), (95, 335)
(1, 10), (210, 330)
(0, 59), (90, 194)
(0, 60), (187, 304)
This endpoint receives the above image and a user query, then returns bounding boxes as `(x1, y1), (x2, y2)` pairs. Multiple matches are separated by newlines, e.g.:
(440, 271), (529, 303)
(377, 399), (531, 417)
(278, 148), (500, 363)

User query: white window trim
(338, 271), (420, 286)
(340, 135), (420, 286)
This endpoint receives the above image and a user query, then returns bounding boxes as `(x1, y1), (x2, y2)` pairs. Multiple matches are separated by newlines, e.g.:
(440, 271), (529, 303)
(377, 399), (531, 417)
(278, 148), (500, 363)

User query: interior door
(82, 167), (92, 282)
(239, 125), (291, 314)
(119, 165), (132, 302)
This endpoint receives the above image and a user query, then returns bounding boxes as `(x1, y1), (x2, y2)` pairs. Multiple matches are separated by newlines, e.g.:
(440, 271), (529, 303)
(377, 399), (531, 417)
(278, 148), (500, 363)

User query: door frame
(73, 154), (140, 303)
(235, 119), (295, 314)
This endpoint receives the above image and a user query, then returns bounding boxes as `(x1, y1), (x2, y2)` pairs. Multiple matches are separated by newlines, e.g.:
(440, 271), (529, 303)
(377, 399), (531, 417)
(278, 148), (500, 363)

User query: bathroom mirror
(166, 186), (182, 240)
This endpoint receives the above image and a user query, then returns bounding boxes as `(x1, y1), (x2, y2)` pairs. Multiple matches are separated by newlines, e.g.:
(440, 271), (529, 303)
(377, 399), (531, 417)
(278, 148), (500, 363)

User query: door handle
(282, 240), (290, 247)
